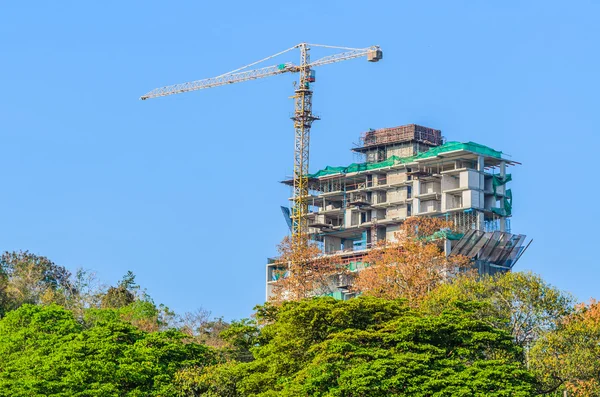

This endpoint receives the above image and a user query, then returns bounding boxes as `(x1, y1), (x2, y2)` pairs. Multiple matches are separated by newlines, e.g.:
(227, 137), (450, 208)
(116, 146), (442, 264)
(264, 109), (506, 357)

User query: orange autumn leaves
(353, 218), (472, 303)
(269, 235), (343, 303)
(271, 217), (472, 305)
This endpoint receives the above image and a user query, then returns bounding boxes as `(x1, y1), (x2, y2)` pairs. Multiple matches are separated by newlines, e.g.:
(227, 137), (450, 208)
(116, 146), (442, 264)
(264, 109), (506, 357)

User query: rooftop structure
(268, 124), (526, 300)
(353, 124), (444, 162)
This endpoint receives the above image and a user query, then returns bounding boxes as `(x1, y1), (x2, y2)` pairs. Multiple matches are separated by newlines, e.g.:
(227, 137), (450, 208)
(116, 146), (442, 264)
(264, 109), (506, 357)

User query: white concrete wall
(324, 236), (342, 253)
(459, 170), (481, 189)
(345, 209), (356, 227)
(386, 224), (401, 242)
(387, 205), (407, 219)
(419, 200), (440, 213)
(470, 170), (481, 189)
(462, 190), (472, 208)
(387, 188), (406, 203)
(442, 174), (460, 191)
(386, 145), (414, 159)
(443, 193), (462, 210)
(462, 190), (482, 209)
(387, 170), (408, 184)
(420, 181), (441, 194)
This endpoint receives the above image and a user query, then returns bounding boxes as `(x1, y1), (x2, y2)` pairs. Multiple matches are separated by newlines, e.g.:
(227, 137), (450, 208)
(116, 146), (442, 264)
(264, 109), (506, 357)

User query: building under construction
(267, 124), (527, 300)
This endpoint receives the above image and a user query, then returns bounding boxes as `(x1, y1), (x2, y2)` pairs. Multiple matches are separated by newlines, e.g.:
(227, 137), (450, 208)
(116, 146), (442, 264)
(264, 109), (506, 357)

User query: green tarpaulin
(491, 189), (512, 217)
(308, 141), (504, 178)
(420, 229), (465, 242)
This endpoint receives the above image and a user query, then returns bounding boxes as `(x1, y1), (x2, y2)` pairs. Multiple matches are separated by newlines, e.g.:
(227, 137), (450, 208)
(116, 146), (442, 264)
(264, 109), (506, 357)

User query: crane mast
(292, 43), (317, 244)
(140, 43), (382, 247)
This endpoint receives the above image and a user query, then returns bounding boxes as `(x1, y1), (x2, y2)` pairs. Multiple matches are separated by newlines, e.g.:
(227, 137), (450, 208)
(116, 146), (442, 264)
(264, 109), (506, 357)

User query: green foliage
(175, 308), (231, 348)
(177, 297), (536, 396)
(529, 301), (600, 395)
(101, 271), (138, 309)
(422, 271), (574, 347)
(219, 319), (259, 362)
(0, 304), (216, 397)
(0, 251), (77, 316)
(0, 249), (582, 396)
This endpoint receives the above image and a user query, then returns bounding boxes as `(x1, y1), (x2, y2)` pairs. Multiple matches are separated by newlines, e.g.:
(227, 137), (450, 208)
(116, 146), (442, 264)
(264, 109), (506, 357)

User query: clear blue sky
(1, 1), (598, 320)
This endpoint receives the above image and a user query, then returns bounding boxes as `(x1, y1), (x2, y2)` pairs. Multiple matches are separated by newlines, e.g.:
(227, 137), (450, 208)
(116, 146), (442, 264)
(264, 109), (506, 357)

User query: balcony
(317, 206), (344, 216)
(443, 186), (467, 195)
(416, 191), (441, 201)
(347, 193), (372, 207)
(417, 201), (441, 215)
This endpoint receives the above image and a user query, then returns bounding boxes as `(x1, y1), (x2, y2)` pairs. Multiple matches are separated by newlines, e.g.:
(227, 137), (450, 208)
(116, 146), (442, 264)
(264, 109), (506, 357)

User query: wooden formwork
(359, 124), (443, 149)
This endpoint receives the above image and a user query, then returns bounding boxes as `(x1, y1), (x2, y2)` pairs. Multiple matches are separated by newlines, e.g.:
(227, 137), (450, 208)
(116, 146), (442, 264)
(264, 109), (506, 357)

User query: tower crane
(141, 43), (382, 246)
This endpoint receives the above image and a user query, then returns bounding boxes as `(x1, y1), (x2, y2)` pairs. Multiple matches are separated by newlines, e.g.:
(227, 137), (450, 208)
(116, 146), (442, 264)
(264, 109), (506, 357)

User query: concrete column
(477, 156), (485, 210)
(477, 156), (485, 172)
(444, 239), (452, 256)
(413, 198), (420, 215)
(477, 210), (485, 231)
(413, 180), (420, 214)
(499, 161), (506, 232)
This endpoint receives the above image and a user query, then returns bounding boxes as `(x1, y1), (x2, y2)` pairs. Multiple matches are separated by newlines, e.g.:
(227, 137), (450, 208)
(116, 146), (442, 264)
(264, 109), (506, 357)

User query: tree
(0, 304), (216, 397)
(352, 218), (472, 304)
(422, 272), (574, 348)
(177, 308), (231, 348)
(101, 271), (138, 309)
(400, 216), (456, 240)
(269, 235), (345, 303)
(175, 297), (537, 396)
(0, 251), (77, 316)
(530, 299), (600, 395)
(64, 267), (105, 318)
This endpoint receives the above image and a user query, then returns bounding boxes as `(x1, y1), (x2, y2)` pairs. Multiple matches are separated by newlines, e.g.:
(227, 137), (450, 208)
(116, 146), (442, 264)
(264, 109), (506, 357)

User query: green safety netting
(420, 229), (465, 242)
(325, 291), (344, 300)
(504, 189), (513, 215)
(446, 232), (465, 241)
(492, 174), (512, 200)
(309, 166), (348, 178)
(308, 141), (503, 178)
(491, 207), (505, 216)
(412, 141), (503, 161)
(492, 174), (512, 188)
(491, 189), (512, 217)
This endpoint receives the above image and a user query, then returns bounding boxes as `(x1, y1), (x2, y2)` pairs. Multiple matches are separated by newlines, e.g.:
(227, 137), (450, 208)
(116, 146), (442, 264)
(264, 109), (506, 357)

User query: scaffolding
(355, 124), (443, 152)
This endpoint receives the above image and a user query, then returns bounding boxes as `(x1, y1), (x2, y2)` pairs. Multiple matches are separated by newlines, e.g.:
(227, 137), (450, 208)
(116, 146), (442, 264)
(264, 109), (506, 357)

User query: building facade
(267, 124), (526, 300)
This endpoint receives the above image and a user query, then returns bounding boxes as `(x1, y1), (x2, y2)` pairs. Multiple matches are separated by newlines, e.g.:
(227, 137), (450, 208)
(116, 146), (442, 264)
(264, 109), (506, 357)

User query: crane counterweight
(368, 49), (383, 62)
